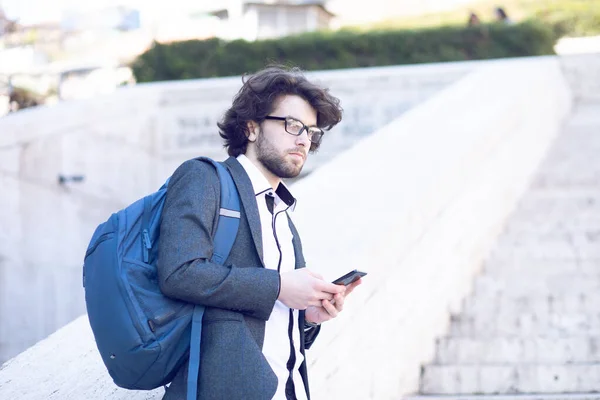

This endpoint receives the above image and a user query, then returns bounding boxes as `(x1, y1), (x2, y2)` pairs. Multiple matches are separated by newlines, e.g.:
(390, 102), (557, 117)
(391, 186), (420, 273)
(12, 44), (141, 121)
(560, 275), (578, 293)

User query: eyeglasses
(264, 116), (324, 145)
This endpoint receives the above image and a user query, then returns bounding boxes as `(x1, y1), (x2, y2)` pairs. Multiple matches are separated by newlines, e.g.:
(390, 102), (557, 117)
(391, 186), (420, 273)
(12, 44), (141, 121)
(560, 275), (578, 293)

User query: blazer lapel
(223, 156), (265, 266)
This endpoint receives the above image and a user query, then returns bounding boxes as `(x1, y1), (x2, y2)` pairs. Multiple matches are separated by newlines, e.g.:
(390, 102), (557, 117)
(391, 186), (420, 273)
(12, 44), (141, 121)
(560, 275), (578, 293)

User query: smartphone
(332, 269), (367, 286)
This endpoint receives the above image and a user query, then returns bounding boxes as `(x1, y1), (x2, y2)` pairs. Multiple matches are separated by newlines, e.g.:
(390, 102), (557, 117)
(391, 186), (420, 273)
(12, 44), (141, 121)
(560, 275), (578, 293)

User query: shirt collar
(237, 154), (297, 210)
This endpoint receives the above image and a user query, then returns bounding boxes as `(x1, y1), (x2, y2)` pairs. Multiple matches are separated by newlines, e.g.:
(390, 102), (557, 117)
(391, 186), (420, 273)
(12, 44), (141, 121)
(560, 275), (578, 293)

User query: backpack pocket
(84, 215), (118, 260)
(119, 257), (193, 389)
(84, 232), (114, 260)
(122, 258), (190, 337)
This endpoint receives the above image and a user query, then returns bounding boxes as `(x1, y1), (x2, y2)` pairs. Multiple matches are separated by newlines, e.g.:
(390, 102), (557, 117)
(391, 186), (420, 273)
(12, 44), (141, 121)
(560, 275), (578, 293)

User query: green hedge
(533, 0), (600, 37)
(363, 0), (600, 37)
(132, 20), (557, 82)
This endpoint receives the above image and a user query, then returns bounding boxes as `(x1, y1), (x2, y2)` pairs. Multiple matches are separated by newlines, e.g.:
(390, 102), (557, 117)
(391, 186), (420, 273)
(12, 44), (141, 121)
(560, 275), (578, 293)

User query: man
(157, 65), (362, 400)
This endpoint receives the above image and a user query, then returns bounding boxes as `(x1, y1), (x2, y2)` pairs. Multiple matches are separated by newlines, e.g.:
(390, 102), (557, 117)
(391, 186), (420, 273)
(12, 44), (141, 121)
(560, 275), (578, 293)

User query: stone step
(530, 175), (600, 189)
(502, 216), (600, 236)
(538, 150), (600, 161)
(515, 194), (600, 215)
(506, 208), (600, 223)
(534, 160), (600, 173)
(420, 364), (600, 394)
(448, 312), (600, 337)
(543, 139), (600, 153)
(473, 269), (600, 287)
(505, 193), (600, 214)
(493, 229), (600, 245)
(519, 186), (600, 198)
(434, 337), (600, 364)
(490, 231), (600, 254)
(471, 275), (600, 299)
(478, 259), (600, 279)
(407, 394), (600, 400)
(534, 149), (600, 165)
(473, 274), (600, 297)
(461, 291), (600, 317)
(485, 240), (600, 262)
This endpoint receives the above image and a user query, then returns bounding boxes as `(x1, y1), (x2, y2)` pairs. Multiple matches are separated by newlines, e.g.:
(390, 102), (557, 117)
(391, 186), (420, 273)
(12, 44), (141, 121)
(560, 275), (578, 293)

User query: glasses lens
(285, 118), (304, 135)
(308, 128), (324, 144)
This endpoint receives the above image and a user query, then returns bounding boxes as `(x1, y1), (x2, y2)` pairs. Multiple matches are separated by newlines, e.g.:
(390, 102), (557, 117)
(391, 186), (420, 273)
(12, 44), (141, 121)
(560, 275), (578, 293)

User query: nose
(295, 129), (310, 148)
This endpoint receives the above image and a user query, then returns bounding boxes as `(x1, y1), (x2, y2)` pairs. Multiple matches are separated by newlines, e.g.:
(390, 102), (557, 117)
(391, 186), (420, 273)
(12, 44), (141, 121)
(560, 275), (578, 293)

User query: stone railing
(0, 55), (573, 399)
(293, 56), (572, 399)
(560, 52), (600, 103)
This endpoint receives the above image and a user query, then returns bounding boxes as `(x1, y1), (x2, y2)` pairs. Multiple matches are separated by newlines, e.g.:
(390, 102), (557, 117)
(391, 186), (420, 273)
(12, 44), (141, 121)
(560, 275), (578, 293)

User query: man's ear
(246, 121), (259, 142)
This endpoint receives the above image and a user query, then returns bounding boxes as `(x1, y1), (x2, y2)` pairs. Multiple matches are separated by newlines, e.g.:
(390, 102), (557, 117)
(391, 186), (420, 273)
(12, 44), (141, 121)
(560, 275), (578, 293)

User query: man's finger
(316, 291), (334, 301)
(318, 281), (345, 294)
(345, 278), (362, 296)
(333, 293), (344, 311)
(322, 299), (338, 318)
(309, 299), (324, 308)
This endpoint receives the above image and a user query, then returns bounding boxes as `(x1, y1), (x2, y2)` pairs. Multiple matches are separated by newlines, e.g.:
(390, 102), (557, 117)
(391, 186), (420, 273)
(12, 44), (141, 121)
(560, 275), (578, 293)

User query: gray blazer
(157, 157), (320, 400)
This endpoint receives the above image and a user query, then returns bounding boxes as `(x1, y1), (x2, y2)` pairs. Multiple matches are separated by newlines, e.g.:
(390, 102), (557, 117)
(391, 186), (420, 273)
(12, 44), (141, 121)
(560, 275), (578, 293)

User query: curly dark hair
(218, 65), (343, 156)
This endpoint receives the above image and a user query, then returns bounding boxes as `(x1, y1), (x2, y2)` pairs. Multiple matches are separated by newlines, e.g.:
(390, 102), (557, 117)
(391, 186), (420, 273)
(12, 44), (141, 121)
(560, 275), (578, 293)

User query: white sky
(1, 0), (480, 26)
(1, 0), (222, 24)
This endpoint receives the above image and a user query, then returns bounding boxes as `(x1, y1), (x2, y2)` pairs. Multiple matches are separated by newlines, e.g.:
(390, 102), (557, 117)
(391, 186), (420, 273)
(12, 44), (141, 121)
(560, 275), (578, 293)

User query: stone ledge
(408, 394), (600, 400)
(0, 316), (164, 400)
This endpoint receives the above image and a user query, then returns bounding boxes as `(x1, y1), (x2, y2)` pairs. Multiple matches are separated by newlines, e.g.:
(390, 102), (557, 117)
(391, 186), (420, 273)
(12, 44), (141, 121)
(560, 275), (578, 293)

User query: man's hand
(278, 269), (344, 310)
(305, 278), (362, 325)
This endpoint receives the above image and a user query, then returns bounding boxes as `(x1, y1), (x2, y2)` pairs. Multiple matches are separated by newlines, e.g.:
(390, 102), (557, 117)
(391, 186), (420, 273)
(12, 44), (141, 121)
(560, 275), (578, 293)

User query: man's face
(255, 95), (316, 179)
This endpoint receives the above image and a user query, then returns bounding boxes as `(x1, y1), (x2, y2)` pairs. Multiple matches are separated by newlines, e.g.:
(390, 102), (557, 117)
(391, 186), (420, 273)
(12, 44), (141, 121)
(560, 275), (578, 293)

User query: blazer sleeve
(303, 324), (321, 350)
(157, 159), (280, 321)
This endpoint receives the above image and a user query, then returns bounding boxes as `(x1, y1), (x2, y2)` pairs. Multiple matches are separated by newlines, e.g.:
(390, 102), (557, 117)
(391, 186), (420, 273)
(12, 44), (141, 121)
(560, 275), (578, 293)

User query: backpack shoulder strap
(187, 157), (241, 400)
(207, 159), (241, 264)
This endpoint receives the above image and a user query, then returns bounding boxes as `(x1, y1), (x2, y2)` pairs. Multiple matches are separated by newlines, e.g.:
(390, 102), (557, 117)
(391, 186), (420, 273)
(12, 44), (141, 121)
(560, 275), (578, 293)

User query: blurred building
(57, 63), (134, 101)
(208, 0), (335, 41)
(0, 1), (337, 109)
(0, 75), (9, 116)
(0, 7), (9, 36)
(0, 5), (20, 37)
(61, 7), (141, 33)
(0, 45), (48, 74)
(1, 21), (64, 57)
(327, 0), (478, 26)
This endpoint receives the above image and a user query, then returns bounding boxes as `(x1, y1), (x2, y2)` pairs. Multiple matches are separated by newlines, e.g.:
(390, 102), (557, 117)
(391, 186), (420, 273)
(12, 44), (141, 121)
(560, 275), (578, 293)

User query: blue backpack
(83, 158), (240, 400)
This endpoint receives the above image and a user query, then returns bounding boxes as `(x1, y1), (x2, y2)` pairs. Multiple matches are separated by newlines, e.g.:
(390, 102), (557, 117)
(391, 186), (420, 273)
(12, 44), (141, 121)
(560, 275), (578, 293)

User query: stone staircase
(409, 102), (600, 399)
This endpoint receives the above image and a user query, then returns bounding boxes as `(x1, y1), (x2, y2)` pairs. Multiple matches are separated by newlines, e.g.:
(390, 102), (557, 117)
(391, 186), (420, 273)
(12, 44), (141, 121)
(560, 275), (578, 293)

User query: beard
(256, 130), (304, 179)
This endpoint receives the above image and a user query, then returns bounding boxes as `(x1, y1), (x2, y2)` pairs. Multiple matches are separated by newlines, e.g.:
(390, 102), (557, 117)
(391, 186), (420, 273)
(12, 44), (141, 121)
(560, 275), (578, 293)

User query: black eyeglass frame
(263, 116), (324, 144)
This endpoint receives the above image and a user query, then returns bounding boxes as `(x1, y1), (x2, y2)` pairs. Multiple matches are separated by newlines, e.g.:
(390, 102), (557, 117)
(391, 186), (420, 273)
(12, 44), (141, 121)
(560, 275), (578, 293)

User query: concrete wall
(560, 52), (600, 103)
(0, 55), (575, 398)
(0, 61), (472, 364)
